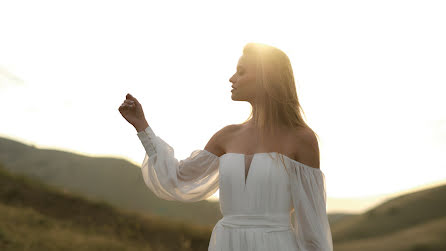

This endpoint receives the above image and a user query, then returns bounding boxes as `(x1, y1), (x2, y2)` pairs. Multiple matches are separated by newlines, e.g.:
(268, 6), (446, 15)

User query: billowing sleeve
(288, 161), (333, 251)
(136, 125), (220, 202)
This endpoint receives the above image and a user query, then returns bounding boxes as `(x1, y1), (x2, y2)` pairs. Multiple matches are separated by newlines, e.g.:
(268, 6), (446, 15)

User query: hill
(0, 136), (222, 227)
(0, 163), (212, 251)
(331, 183), (446, 250)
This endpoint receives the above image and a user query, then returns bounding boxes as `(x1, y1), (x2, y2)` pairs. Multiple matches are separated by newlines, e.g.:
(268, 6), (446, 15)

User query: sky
(1, 0), (445, 213)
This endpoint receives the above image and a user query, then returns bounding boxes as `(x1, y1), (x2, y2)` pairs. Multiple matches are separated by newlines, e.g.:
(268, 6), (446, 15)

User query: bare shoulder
(290, 126), (320, 169)
(204, 124), (239, 157)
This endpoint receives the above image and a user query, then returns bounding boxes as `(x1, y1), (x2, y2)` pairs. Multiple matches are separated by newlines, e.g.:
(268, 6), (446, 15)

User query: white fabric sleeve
(288, 162), (333, 251)
(136, 125), (220, 202)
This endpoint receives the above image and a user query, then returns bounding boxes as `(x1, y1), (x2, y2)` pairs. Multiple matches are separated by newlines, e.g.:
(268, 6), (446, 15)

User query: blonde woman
(119, 43), (333, 251)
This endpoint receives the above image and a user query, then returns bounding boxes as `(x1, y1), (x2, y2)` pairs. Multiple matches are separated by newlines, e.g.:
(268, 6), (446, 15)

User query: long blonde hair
(240, 43), (319, 171)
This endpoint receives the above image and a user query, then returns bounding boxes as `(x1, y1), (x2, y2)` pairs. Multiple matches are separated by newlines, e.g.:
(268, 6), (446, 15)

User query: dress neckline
(219, 152), (318, 170)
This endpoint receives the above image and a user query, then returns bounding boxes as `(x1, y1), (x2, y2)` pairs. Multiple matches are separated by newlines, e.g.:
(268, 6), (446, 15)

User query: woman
(118, 43), (333, 251)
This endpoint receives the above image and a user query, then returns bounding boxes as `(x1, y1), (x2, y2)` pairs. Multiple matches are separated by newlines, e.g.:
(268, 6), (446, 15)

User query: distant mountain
(331, 183), (446, 251)
(0, 163), (211, 251)
(0, 136), (222, 227)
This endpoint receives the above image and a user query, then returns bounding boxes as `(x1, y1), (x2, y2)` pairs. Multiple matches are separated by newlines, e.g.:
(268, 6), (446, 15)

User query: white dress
(137, 125), (333, 251)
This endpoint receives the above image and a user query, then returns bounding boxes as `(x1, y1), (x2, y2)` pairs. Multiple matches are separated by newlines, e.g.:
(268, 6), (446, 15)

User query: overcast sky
(1, 0), (445, 208)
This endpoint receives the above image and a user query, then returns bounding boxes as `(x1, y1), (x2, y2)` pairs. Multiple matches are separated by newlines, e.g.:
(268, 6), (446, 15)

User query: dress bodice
(136, 125), (333, 251)
(218, 152), (294, 216)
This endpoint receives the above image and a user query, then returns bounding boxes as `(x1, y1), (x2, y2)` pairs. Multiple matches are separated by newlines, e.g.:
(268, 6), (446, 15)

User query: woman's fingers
(121, 99), (135, 108)
(119, 94), (140, 114)
(126, 93), (136, 101)
(126, 93), (140, 105)
(119, 101), (134, 110)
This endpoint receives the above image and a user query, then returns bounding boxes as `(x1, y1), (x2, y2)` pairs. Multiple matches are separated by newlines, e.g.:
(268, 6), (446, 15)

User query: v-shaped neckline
(244, 154), (255, 188)
(217, 152), (322, 191)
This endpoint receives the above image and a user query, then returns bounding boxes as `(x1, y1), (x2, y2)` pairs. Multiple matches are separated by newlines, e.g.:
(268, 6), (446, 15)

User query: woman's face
(229, 55), (257, 102)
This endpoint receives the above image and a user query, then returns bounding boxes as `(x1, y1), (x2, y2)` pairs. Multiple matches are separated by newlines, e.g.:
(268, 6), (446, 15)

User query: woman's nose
(229, 74), (235, 83)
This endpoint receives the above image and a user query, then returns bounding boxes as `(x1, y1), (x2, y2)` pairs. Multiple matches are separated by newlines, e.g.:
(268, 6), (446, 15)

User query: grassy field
(0, 164), (212, 251)
(331, 179), (446, 251)
(334, 215), (446, 251)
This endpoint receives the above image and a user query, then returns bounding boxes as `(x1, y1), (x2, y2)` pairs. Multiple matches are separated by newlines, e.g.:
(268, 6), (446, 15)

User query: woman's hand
(118, 93), (149, 132)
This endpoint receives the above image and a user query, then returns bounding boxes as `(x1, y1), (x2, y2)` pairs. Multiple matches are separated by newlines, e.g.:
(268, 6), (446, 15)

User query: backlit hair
(241, 43), (319, 170)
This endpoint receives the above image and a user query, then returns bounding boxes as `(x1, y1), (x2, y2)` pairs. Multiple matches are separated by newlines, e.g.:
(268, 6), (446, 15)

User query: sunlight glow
(1, 0), (445, 213)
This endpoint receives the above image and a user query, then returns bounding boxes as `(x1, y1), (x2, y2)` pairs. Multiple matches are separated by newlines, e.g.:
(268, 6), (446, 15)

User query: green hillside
(334, 215), (446, 251)
(331, 183), (446, 242)
(331, 183), (446, 251)
(0, 163), (212, 251)
(0, 136), (221, 227)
